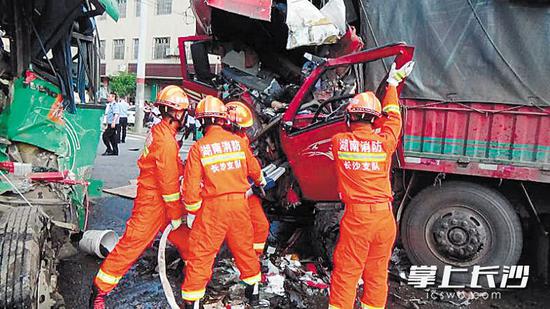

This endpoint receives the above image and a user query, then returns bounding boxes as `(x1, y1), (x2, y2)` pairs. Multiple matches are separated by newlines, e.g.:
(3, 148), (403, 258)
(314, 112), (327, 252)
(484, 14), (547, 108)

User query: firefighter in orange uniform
(226, 101), (270, 256)
(181, 96), (265, 308)
(328, 61), (415, 309)
(90, 86), (191, 309)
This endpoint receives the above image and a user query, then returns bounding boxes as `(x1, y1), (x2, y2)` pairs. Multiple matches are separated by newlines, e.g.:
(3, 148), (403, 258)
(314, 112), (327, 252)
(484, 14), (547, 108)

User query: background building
(96, 0), (195, 102)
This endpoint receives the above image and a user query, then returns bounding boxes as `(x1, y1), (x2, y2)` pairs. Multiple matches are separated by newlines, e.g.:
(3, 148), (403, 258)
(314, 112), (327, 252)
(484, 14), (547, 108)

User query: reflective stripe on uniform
(328, 305), (341, 309)
(185, 200), (202, 212)
(361, 301), (384, 309)
(241, 272), (262, 285)
(181, 288), (206, 301)
(382, 104), (400, 114)
(337, 151), (387, 162)
(96, 269), (121, 285)
(253, 242), (265, 251)
(200, 151), (246, 166)
(142, 146), (150, 158)
(162, 192), (180, 202)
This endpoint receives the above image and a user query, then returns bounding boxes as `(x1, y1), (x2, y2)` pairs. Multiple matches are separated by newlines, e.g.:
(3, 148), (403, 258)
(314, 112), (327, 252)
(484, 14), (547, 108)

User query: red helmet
(226, 101), (254, 128)
(195, 96), (227, 120)
(346, 92), (382, 118)
(155, 85), (189, 111)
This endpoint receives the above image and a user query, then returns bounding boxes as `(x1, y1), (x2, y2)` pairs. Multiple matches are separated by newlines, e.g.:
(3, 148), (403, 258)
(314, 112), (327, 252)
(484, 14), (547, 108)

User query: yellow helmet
(195, 95), (228, 119)
(226, 101), (254, 128)
(155, 85), (190, 111)
(346, 92), (382, 118)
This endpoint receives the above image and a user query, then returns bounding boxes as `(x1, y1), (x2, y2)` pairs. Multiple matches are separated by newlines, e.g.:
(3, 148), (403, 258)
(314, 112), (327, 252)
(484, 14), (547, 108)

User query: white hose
(159, 164), (286, 307)
(158, 225), (180, 309)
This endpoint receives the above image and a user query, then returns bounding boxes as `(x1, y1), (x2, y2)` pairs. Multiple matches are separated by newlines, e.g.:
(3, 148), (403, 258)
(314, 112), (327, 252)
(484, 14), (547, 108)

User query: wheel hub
(432, 212), (486, 261)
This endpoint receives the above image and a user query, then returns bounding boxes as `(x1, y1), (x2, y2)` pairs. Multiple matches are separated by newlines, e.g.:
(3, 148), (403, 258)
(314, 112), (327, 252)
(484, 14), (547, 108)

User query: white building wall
(96, 0), (196, 76)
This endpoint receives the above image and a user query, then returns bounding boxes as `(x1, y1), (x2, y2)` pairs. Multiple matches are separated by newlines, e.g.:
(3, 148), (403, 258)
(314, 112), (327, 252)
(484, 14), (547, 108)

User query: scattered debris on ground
(58, 197), (550, 309)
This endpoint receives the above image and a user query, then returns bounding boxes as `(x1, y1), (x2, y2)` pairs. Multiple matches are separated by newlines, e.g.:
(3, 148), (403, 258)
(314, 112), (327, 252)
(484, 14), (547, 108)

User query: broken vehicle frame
(0, 0), (116, 307)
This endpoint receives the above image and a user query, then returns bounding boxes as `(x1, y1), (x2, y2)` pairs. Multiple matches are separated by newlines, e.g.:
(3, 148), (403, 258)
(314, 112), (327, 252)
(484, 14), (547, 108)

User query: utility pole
(134, 0), (148, 134)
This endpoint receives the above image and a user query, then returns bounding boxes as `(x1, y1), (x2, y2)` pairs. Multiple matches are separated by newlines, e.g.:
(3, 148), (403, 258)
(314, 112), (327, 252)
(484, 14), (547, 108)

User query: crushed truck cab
(181, 0), (550, 285)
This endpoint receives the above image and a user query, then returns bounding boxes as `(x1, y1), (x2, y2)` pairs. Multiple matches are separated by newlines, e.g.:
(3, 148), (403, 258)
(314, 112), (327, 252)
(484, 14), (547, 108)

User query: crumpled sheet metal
(207, 0), (272, 21)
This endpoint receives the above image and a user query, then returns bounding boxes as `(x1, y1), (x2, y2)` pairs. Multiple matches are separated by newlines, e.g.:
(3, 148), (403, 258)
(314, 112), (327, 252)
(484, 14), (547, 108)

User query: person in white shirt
(102, 93), (120, 155)
(183, 114), (201, 141)
(117, 98), (130, 143)
(151, 106), (161, 125)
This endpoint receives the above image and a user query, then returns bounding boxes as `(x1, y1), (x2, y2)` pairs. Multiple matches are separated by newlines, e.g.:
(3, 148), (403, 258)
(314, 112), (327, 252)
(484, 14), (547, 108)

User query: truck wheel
(0, 206), (57, 308)
(313, 205), (344, 268)
(401, 181), (523, 284)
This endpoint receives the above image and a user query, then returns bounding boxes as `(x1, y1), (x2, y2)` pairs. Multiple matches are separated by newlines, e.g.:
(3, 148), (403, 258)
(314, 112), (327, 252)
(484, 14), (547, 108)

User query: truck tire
(0, 206), (56, 308)
(401, 181), (523, 284)
(313, 206), (344, 268)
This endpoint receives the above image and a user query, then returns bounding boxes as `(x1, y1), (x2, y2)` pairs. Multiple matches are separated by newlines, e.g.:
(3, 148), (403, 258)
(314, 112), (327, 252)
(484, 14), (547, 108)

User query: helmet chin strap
(165, 111), (184, 130)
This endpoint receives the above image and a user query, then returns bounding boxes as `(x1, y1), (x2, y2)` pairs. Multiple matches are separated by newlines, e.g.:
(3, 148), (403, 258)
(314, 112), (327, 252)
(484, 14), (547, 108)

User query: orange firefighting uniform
(249, 190), (269, 254)
(329, 85), (401, 309)
(237, 131), (270, 255)
(94, 118), (190, 293)
(181, 125), (263, 301)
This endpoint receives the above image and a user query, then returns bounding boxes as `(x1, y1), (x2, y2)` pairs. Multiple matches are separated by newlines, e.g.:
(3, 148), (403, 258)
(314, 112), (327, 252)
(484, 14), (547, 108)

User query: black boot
(245, 283), (260, 306)
(184, 300), (200, 309)
(89, 285), (107, 309)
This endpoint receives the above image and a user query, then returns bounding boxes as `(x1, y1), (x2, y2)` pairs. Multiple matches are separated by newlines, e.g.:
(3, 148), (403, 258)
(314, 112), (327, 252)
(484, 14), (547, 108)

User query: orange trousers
(329, 203), (396, 309)
(249, 195), (269, 255)
(94, 190), (190, 293)
(181, 194), (261, 301)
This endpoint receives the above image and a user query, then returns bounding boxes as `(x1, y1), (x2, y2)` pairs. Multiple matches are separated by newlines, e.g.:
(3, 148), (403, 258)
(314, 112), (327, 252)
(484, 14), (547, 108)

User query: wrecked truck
(179, 0), (550, 284)
(0, 0), (117, 307)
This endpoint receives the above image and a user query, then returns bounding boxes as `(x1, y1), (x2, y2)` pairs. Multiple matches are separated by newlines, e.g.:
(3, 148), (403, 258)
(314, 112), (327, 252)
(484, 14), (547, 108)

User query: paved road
(58, 133), (193, 308)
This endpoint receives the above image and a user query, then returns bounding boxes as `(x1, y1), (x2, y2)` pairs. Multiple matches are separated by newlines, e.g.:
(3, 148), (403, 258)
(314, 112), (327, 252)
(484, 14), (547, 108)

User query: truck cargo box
(400, 100), (550, 183)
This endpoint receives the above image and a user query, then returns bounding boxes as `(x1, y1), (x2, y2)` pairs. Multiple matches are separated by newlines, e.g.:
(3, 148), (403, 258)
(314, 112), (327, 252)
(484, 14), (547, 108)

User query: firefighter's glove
(186, 214), (196, 229)
(387, 61), (415, 86)
(171, 218), (182, 230)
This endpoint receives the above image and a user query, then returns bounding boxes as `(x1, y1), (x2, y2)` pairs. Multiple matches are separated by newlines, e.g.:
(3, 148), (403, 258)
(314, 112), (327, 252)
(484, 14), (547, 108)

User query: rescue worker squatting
(90, 86), (191, 309)
(181, 96), (266, 308)
(329, 61), (415, 309)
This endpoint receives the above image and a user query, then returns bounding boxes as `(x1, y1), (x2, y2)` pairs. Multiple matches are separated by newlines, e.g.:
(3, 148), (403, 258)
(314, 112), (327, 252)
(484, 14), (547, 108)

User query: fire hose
(158, 224), (180, 309)
(158, 164), (286, 307)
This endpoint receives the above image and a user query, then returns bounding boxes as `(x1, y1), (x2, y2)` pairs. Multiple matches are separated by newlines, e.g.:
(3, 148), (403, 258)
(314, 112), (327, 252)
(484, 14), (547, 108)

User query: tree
(108, 71), (136, 98)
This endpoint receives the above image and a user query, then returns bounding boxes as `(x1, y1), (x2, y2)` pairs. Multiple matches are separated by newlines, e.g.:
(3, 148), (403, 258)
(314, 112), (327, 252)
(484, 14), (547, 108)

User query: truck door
(177, 36), (220, 104)
(279, 43), (414, 201)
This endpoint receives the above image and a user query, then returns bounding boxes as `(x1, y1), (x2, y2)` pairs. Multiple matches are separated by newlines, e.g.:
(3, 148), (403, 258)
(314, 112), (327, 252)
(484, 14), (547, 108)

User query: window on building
(133, 38), (139, 60)
(153, 37), (170, 59)
(156, 0), (172, 15)
(113, 39), (125, 60)
(118, 0), (127, 18)
(99, 40), (106, 60)
(135, 0), (141, 17)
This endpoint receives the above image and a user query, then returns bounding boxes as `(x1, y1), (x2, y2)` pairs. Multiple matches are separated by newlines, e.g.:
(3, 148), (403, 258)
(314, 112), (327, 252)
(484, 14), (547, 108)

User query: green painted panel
(150, 84), (159, 102)
(88, 178), (104, 197)
(0, 77), (105, 229)
(404, 135), (550, 167)
(99, 0), (120, 21)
